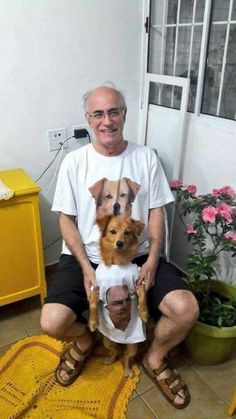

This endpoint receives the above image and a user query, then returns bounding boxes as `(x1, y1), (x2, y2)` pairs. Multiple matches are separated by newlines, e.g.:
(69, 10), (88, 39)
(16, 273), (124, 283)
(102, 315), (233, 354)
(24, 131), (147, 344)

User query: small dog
(89, 177), (140, 218)
(89, 215), (148, 377)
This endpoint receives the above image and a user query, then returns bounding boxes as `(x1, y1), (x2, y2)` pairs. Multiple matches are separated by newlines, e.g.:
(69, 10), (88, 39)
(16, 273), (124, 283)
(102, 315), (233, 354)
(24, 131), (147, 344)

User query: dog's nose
(113, 203), (120, 215)
(116, 240), (124, 248)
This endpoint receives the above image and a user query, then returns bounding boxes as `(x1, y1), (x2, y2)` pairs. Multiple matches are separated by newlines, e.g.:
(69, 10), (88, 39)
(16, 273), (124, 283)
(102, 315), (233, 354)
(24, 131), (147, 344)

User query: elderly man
(40, 84), (199, 408)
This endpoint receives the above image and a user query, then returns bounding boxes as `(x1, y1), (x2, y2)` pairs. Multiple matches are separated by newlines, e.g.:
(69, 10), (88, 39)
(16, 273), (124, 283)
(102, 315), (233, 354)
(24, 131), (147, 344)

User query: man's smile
(100, 128), (117, 133)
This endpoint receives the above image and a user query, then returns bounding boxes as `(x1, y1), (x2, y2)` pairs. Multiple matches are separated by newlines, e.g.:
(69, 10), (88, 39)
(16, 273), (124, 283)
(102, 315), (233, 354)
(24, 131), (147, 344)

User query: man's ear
(96, 215), (112, 235)
(123, 108), (127, 122)
(85, 113), (91, 126)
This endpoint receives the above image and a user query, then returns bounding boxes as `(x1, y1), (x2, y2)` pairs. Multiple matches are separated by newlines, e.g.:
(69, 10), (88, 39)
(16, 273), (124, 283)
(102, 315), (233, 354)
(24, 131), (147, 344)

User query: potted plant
(170, 180), (236, 364)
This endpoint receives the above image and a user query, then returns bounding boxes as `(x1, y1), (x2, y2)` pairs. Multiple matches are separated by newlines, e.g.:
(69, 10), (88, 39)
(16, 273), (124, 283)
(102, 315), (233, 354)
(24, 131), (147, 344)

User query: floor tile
(126, 395), (157, 418)
(141, 367), (229, 419)
(136, 368), (155, 395)
(0, 316), (27, 347)
(192, 354), (236, 404)
(129, 390), (139, 401)
(168, 343), (195, 368)
(18, 305), (43, 336)
(0, 343), (13, 358)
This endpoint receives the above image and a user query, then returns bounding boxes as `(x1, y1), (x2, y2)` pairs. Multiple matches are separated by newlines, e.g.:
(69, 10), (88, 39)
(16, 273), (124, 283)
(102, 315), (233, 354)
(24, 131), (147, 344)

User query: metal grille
(202, 0), (236, 120)
(147, 0), (236, 120)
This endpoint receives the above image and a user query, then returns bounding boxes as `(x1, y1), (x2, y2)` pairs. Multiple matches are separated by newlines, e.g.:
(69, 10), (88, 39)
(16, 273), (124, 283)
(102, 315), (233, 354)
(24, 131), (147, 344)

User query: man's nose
(103, 113), (113, 123)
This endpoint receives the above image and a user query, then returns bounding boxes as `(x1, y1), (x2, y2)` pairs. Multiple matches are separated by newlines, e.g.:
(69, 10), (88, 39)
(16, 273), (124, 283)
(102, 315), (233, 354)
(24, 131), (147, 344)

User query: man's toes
(174, 390), (186, 406)
(60, 370), (70, 382)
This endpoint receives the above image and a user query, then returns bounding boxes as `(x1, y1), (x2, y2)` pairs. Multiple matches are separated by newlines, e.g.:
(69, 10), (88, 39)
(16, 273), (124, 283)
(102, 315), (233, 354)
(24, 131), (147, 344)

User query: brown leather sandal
(143, 355), (190, 409)
(55, 339), (95, 387)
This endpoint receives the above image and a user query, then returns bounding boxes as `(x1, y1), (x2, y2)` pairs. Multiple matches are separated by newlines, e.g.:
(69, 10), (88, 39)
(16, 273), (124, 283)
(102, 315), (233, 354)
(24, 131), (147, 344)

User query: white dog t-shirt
(95, 263), (146, 344)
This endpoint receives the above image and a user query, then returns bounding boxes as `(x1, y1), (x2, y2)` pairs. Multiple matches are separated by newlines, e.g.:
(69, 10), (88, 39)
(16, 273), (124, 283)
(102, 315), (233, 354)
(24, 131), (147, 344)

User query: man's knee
(40, 303), (76, 337)
(160, 290), (199, 324)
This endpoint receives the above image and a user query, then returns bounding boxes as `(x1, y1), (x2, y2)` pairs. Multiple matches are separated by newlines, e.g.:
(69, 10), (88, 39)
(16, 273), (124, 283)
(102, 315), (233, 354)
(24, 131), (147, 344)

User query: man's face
(86, 87), (126, 151)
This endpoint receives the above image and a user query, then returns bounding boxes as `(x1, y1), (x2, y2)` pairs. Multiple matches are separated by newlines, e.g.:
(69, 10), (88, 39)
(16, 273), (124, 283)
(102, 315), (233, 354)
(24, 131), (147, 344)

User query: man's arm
(59, 212), (97, 297)
(138, 207), (164, 290)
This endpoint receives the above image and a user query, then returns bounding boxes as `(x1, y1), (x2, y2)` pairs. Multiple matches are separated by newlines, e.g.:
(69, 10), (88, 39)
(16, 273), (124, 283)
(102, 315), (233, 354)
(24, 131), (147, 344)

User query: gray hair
(83, 82), (127, 112)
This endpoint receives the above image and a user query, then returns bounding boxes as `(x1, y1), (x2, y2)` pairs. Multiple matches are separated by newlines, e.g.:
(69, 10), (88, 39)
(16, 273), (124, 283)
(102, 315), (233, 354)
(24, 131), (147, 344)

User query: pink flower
(186, 224), (197, 234)
(170, 179), (183, 189)
(212, 188), (221, 197)
(217, 202), (233, 222)
(212, 186), (235, 198)
(224, 232), (236, 242)
(220, 186), (235, 198)
(231, 206), (236, 216)
(202, 206), (218, 223)
(186, 184), (197, 196)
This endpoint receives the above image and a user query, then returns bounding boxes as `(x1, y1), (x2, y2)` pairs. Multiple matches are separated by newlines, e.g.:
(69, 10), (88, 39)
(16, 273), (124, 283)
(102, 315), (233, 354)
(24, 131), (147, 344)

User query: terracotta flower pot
(184, 281), (236, 364)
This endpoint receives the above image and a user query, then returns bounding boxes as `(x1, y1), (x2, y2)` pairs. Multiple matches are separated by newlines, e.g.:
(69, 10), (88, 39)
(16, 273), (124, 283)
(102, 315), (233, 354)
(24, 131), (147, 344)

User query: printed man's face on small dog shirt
(106, 285), (131, 320)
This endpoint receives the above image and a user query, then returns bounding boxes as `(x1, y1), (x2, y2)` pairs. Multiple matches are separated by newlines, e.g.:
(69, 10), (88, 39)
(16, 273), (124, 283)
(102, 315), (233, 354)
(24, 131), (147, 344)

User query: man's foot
(55, 338), (95, 387)
(142, 355), (190, 409)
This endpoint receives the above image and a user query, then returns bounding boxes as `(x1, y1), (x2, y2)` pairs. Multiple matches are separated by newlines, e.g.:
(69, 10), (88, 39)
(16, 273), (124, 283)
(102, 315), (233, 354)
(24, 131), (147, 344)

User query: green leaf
(217, 316), (223, 327)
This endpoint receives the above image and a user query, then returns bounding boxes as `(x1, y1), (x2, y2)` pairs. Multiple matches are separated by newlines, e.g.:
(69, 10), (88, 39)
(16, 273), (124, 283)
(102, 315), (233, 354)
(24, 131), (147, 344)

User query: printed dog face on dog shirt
(89, 177), (140, 218)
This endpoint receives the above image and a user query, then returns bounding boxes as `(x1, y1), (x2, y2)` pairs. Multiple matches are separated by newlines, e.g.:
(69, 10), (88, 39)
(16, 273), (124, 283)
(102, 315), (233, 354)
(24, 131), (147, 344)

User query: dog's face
(89, 177), (140, 218)
(97, 215), (144, 256)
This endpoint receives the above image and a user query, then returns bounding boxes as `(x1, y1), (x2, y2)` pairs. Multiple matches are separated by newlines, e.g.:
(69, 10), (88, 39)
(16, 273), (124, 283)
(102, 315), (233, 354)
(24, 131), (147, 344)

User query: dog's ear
(122, 178), (140, 202)
(130, 219), (145, 237)
(89, 178), (107, 201)
(96, 215), (112, 235)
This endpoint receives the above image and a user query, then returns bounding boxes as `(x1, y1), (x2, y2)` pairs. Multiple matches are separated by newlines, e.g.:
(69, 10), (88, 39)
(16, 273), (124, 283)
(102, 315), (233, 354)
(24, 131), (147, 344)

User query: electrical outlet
(48, 127), (68, 151)
(73, 124), (91, 141)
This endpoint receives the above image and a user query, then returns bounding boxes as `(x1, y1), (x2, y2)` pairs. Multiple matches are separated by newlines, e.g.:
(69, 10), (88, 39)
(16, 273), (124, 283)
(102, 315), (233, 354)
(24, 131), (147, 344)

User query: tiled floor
(0, 266), (235, 419)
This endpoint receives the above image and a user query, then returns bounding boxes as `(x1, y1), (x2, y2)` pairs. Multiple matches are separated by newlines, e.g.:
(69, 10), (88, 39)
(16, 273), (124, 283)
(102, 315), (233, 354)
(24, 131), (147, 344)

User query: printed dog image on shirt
(88, 177), (140, 218)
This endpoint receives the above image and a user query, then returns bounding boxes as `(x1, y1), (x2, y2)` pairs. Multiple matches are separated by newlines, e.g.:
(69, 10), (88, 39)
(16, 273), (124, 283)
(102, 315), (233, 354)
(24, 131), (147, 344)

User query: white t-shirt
(96, 263), (146, 344)
(52, 141), (174, 264)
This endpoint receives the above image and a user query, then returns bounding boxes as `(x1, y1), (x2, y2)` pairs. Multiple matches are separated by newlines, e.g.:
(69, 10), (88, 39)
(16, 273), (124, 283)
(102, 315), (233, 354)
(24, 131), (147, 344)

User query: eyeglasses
(107, 295), (131, 307)
(86, 107), (124, 121)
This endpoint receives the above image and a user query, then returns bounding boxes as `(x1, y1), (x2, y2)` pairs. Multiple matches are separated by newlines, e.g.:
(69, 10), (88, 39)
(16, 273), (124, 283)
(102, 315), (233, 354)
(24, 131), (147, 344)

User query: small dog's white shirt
(95, 263), (146, 344)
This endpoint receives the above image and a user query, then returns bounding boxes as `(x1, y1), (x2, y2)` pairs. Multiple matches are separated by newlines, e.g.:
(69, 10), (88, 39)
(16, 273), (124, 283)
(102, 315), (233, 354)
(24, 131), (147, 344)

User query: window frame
(141, 0), (236, 121)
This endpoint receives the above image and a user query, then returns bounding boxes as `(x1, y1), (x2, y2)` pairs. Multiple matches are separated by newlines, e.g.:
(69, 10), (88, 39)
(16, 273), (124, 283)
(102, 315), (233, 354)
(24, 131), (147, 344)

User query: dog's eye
(110, 229), (116, 234)
(120, 193), (127, 198)
(124, 230), (130, 235)
(105, 194), (113, 199)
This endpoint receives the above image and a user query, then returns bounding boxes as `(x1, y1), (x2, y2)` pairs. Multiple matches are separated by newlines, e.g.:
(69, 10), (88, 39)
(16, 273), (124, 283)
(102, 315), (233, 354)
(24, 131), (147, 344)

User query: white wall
(0, 0), (143, 265)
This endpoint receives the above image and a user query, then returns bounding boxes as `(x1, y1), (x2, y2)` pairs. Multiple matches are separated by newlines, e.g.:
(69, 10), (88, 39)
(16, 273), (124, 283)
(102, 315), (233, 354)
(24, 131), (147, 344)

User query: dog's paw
(88, 318), (98, 332)
(124, 367), (134, 378)
(103, 356), (116, 366)
(139, 309), (149, 323)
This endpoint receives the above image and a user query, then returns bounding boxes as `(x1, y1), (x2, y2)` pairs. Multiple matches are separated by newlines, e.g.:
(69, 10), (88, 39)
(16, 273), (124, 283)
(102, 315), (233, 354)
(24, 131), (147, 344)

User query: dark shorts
(45, 254), (189, 322)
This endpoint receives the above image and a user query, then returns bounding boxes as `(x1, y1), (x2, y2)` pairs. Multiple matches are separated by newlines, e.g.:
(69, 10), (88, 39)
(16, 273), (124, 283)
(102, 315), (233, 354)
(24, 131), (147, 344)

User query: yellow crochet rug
(0, 335), (140, 419)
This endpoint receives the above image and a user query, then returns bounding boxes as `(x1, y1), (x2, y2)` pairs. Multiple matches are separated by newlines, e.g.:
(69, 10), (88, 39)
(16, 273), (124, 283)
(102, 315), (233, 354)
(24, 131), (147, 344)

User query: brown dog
(88, 177), (140, 218)
(88, 215), (148, 377)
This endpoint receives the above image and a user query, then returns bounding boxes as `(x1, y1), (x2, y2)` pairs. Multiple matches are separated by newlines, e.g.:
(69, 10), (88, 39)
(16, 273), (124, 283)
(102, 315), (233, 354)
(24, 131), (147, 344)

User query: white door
(138, 0), (236, 273)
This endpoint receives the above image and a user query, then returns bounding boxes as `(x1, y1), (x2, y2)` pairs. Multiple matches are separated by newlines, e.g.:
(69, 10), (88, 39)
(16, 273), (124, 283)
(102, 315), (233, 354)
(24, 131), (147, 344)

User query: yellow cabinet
(0, 169), (47, 306)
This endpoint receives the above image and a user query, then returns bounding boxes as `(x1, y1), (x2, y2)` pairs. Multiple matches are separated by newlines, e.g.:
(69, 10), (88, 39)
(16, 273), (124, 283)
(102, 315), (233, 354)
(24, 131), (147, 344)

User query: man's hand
(137, 259), (158, 291)
(137, 207), (164, 291)
(83, 267), (99, 299)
